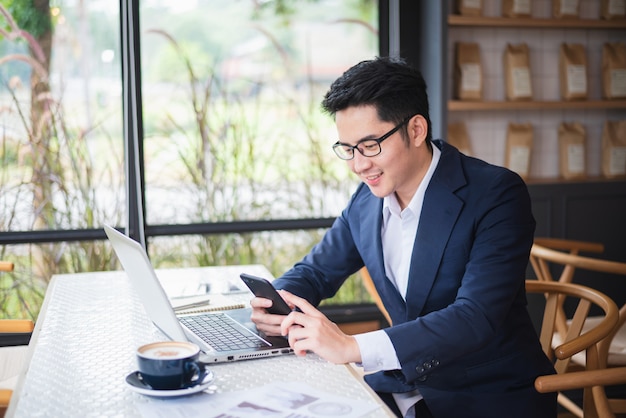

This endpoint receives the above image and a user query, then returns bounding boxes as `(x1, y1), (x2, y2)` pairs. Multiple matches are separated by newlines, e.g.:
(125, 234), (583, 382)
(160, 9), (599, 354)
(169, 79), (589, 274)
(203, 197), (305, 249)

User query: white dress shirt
(353, 145), (440, 417)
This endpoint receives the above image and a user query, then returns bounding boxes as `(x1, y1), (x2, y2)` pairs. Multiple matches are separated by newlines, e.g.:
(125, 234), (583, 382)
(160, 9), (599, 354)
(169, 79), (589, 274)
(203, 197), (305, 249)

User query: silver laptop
(103, 224), (292, 363)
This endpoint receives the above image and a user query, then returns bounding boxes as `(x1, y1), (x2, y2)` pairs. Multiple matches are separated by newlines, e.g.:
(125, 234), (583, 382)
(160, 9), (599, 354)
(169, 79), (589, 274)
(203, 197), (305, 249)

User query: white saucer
(125, 370), (215, 397)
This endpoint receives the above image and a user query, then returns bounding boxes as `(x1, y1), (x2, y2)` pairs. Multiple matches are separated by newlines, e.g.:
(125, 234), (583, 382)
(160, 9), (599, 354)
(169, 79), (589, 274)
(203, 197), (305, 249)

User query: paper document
(136, 381), (380, 418)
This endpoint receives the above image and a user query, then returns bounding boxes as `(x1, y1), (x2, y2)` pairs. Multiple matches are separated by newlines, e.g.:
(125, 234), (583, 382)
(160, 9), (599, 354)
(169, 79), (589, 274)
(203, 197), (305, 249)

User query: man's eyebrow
(338, 133), (379, 146)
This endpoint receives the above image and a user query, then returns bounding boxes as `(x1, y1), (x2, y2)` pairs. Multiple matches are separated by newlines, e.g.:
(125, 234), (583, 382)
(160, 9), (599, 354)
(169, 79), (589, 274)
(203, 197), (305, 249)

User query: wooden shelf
(448, 100), (626, 111)
(448, 15), (626, 28)
(446, 9), (626, 186)
(525, 176), (626, 185)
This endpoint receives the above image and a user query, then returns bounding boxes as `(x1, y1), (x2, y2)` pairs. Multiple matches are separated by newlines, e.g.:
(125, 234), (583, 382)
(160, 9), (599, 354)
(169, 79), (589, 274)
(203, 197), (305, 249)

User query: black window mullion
(120, 0), (147, 247)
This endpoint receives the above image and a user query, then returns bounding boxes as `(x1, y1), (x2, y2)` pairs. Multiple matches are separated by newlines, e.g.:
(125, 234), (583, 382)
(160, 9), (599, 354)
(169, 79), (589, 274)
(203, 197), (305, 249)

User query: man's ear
(409, 115), (429, 147)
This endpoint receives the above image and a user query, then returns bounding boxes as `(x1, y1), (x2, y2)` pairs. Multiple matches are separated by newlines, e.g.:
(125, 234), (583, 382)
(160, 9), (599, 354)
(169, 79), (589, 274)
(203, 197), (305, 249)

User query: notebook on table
(103, 224), (292, 363)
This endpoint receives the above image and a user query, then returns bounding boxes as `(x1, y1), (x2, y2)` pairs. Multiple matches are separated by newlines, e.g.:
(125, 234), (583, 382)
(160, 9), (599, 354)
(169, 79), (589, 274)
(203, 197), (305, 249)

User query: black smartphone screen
(240, 273), (292, 315)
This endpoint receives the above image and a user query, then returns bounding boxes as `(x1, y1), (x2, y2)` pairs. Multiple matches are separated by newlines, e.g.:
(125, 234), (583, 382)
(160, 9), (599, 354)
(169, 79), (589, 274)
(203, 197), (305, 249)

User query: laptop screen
(104, 225), (188, 342)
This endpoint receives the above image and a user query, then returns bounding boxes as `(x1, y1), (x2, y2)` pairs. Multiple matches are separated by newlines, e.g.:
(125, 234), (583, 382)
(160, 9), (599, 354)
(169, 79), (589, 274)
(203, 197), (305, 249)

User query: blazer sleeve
(271, 184), (370, 306)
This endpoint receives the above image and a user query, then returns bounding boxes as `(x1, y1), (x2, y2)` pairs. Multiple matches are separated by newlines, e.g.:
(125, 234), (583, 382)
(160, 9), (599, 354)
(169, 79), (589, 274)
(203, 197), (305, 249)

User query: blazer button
(424, 362), (432, 369)
(416, 366), (424, 374)
(418, 375), (427, 382)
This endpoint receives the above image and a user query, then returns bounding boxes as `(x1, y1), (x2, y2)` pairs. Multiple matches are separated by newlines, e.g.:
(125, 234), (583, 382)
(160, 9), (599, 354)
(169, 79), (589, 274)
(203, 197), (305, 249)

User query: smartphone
(240, 273), (292, 315)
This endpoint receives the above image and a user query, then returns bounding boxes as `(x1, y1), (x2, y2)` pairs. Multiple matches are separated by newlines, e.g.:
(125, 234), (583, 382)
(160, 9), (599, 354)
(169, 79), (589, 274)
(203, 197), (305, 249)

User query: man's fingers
(280, 310), (304, 336)
(279, 290), (320, 316)
(249, 296), (273, 309)
(284, 321), (309, 356)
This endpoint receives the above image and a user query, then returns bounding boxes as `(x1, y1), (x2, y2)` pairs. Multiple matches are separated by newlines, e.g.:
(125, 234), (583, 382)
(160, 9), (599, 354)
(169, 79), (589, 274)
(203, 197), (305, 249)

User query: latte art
(139, 342), (197, 360)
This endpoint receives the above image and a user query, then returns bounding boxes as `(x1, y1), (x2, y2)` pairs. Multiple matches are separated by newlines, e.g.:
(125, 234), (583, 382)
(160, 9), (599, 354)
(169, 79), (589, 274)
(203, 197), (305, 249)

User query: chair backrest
(360, 267), (392, 326)
(526, 280), (618, 372)
(526, 280), (619, 418)
(530, 243), (626, 284)
(0, 260), (34, 339)
(0, 261), (14, 273)
(533, 237), (604, 256)
(530, 239), (606, 296)
(0, 260), (32, 413)
(529, 243), (626, 368)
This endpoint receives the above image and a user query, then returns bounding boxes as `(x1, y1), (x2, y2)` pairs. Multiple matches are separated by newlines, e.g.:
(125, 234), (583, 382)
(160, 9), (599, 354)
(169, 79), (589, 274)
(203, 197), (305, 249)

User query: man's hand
(249, 292), (291, 336)
(279, 291), (362, 365)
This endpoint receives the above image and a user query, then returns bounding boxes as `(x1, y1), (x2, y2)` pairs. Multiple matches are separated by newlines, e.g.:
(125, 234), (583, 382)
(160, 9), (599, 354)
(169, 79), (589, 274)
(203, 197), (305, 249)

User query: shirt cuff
(353, 330), (401, 372)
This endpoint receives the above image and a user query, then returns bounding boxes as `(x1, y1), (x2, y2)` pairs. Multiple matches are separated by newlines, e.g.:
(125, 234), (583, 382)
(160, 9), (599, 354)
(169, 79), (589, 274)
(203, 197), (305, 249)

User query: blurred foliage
(0, 0), (52, 38)
(0, 0), (378, 320)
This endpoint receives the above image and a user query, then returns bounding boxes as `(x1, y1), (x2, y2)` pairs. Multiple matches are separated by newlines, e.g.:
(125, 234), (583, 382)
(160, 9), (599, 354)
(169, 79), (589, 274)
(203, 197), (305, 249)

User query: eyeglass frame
(331, 115), (414, 160)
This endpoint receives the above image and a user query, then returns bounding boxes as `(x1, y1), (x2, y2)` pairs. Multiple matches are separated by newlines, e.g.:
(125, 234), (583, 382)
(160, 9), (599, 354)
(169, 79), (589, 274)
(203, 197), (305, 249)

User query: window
(140, 0), (378, 225)
(0, 0), (378, 318)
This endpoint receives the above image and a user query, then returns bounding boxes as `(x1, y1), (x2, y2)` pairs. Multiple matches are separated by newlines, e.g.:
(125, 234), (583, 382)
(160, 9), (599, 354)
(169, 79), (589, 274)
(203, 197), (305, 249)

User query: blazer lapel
(405, 141), (466, 319)
(357, 193), (407, 319)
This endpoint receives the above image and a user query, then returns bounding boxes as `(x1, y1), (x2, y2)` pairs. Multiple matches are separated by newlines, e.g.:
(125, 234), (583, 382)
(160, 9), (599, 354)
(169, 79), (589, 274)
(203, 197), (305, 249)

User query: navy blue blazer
(273, 140), (556, 417)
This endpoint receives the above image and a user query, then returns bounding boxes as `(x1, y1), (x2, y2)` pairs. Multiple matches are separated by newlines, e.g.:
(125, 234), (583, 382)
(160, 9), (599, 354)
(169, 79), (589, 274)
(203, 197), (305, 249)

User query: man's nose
(350, 151), (371, 172)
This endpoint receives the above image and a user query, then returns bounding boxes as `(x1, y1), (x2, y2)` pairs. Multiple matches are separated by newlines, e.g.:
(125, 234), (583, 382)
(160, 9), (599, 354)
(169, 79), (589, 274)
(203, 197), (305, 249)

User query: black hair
(321, 56), (432, 143)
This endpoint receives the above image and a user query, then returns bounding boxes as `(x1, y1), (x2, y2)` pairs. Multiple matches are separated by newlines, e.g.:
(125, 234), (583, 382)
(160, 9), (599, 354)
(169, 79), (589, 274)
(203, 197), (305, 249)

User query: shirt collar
(383, 143), (441, 221)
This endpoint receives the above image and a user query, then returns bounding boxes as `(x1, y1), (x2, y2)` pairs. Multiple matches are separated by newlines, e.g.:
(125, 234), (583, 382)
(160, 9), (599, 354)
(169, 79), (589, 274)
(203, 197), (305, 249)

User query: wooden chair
(0, 261), (34, 416)
(527, 280), (619, 418)
(530, 241), (626, 417)
(535, 367), (626, 418)
(532, 237), (605, 256)
(529, 238), (610, 362)
(360, 267), (392, 326)
(530, 243), (626, 367)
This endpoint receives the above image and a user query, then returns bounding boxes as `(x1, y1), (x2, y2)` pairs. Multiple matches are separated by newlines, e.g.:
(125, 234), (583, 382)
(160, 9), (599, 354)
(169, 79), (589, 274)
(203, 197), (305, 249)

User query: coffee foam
(139, 342), (197, 360)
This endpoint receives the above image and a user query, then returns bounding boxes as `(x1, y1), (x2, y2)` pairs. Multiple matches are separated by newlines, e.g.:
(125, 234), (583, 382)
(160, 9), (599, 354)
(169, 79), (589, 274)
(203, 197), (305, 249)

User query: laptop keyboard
(179, 313), (269, 352)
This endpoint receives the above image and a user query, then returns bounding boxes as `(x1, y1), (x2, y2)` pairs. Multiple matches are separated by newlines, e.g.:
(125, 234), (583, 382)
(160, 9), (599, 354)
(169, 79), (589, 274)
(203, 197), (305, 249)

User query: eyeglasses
(332, 116), (412, 160)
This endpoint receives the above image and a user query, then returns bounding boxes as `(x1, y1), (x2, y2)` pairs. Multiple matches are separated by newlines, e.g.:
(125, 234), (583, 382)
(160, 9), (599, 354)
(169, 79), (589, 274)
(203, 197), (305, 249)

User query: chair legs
(0, 389), (12, 417)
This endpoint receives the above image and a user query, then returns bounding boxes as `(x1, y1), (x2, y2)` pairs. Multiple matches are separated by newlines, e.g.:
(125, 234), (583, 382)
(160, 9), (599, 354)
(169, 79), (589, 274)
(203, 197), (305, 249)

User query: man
(250, 57), (556, 418)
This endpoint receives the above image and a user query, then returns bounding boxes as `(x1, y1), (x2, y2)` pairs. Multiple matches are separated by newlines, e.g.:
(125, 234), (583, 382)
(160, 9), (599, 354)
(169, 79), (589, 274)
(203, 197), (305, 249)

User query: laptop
(103, 224), (292, 363)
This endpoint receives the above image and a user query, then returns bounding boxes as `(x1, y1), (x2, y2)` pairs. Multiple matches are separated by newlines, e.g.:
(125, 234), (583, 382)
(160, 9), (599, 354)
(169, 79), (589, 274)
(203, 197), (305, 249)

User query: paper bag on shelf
(454, 42), (483, 101)
(553, 0), (581, 18)
(559, 43), (588, 100)
(602, 120), (626, 178)
(456, 0), (483, 16)
(504, 43), (533, 101)
(602, 42), (626, 99)
(505, 122), (533, 179)
(601, 0), (626, 19)
(503, 0), (532, 17)
(558, 122), (587, 179)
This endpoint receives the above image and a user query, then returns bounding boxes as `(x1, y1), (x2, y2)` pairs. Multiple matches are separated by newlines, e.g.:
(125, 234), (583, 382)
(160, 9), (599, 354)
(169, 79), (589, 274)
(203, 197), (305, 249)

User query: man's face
(335, 105), (429, 209)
